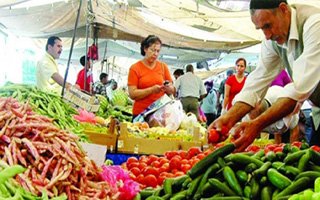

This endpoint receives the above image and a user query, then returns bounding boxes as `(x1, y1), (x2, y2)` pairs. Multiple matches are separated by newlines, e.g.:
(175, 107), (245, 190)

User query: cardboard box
(84, 118), (118, 148)
(63, 87), (100, 112)
(117, 123), (202, 155)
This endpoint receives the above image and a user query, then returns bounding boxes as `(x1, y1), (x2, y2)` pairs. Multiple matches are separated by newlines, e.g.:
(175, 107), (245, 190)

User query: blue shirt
(201, 89), (217, 114)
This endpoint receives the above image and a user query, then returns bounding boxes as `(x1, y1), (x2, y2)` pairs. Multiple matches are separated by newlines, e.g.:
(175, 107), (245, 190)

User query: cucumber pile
(136, 143), (320, 200)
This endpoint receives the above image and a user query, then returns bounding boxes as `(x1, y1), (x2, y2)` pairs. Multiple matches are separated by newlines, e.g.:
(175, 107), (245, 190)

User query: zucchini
(188, 143), (235, 179)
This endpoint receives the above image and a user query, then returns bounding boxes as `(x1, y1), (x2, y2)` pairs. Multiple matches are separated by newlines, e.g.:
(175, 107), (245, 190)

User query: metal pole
(61, 0), (83, 97)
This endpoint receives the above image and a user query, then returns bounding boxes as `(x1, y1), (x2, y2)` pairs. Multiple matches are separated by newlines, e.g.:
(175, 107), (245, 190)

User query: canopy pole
(61, 0), (83, 97)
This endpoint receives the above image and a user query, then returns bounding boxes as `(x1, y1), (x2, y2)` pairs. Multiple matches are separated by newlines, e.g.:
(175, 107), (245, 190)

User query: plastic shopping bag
(147, 100), (184, 131)
(133, 94), (172, 123)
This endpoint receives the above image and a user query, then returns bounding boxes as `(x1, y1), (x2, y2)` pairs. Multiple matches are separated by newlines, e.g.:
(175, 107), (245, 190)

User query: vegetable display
(135, 142), (320, 200)
(0, 97), (112, 199)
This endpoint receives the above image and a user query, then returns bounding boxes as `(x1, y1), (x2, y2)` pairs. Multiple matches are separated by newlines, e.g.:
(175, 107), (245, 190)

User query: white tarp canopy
(0, 0), (319, 66)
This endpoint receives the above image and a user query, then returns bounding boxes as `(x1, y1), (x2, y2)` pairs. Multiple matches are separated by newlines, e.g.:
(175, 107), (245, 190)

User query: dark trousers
(205, 113), (217, 127)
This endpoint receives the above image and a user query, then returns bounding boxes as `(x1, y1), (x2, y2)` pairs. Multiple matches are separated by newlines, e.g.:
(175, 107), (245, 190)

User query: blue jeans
(302, 109), (313, 144)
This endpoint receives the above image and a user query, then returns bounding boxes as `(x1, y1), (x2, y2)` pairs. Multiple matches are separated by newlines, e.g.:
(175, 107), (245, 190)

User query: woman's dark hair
(173, 69), (184, 76)
(140, 35), (162, 56)
(235, 57), (247, 67)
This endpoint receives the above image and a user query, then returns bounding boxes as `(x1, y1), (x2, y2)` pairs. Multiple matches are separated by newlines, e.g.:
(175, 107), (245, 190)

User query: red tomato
(245, 145), (260, 153)
(169, 157), (181, 170)
(291, 141), (302, 149)
(151, 160), (161, 168)
(136, 174), (144, 184)
(159, 163), (169, 173)
(181, 164), (191, 174)
(139, 155), (148, 163)
(144, 174), (158, 188)
(159, 157), (169, 166)
(180, 159), (189, 165)
(178, 150), (188, 159)
(147, 155), (159, 165)
(208, 129), (220, 144)
(174, 171), (185, 177)
(127, 162), (139, 170)
(129, 173), (136, 181)
(190, 158), (200, 166)
(157, 174), (166, 185)
(187, 147), (202, 159)
(142, 166), (159, 177)
(138, 162), (148, 171)
(196, 153), (206, 160)
(127, 157), (138, 164)
(273, 146), (284, 153)
(165, 151), (179, 160)
(311, 145), (320, 152)
(129, 167), (141, 177)
(221, 126), (229, 135)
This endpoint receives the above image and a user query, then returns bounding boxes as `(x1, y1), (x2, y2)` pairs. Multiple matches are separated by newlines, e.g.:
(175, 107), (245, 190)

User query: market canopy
(0, 0), (318, 65)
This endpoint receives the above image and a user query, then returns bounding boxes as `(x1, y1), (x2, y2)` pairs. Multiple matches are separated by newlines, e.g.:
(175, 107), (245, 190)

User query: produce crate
(117, 123), (202, 155)
(84, 118), (118, 148)
(63, 87), (100, 112)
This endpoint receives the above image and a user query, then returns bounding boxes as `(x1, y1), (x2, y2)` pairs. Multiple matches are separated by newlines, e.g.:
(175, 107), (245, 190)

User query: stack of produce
(126, 122), (206, 142)
(96, 94), (132, 122)
(0, 162), (67, 199)
(0, 97), (111, 199)
(0, 83), (87, 141)
(137, 142), (320, 200)
(122, 147), (210, 188)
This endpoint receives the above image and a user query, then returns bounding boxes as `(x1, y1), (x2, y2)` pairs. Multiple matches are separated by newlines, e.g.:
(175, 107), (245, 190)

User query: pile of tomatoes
(122, 147), (212, 188)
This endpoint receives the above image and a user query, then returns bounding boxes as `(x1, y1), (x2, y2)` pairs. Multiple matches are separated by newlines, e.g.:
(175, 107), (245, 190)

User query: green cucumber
(208, 178), (236, 196)
(261, 186), (272, 200)
(236, 170), (248, 184)
(275, 177), (311, 198)
(188, 143), (235, 179)
(223, 166), (243, 196)
(267, 168), (292, 190)
(228, 153), (264, 168)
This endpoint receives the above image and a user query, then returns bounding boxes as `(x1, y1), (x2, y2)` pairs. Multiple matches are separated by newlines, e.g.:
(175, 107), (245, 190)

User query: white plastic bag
(147, 100), (184, 131)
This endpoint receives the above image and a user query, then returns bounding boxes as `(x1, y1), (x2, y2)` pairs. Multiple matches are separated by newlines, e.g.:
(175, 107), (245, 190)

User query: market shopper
(217, 69), (234, 116)
(36, 36), (74, 93)
(209, 0), (320, 151)
(173, 69), (184, 80)
(222, 58), (247, 111)
(93, 73), (108, 96)
(174, 64), (207, 119)
(75, 55), (93, 94)
(201, 84), (218, 127)
(128, 35), (174, 118)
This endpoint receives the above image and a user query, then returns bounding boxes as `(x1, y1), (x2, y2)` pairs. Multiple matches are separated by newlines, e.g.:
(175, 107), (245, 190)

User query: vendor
(209, 0), (320, 151)
(127, 35), (174, 118)
(36, 36), (74, 94)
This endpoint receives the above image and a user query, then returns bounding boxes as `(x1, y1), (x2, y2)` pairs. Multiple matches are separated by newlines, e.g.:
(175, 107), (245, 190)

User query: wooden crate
(84, 118), (118, 148)
(117, 123), (202, 155)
